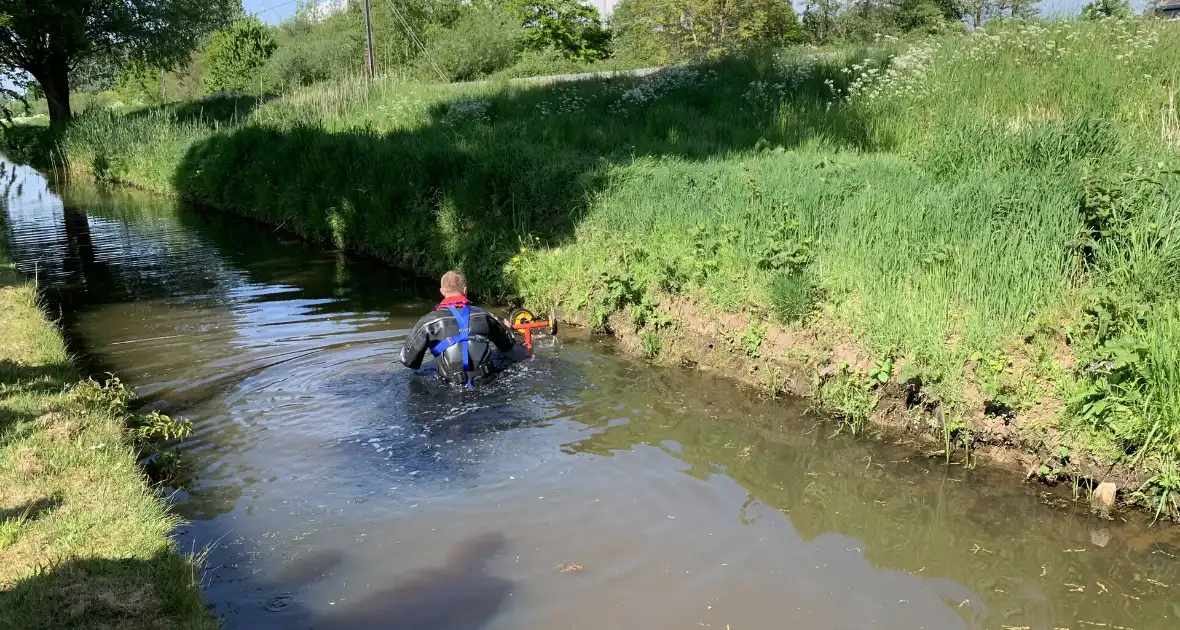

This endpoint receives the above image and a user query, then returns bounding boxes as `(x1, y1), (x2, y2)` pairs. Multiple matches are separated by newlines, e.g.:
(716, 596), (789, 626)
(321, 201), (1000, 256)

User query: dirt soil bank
(551, 295), (1162, 520)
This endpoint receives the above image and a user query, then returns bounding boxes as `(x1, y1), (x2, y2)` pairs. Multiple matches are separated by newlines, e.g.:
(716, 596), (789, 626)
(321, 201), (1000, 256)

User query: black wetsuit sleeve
(487, 315), (516, 352)
(400, 317), (432, 369)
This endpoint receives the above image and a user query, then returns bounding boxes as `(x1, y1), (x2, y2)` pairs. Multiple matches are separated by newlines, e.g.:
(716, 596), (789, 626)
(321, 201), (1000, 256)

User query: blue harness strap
(429, 305), (473, 387)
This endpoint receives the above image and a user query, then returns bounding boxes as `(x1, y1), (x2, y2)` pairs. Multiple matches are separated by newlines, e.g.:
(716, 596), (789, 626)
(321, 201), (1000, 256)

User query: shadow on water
(6, 177), (434, 390)
(211, 533), (512, 630)
(166, 55), (890, 294)
(310, 533), (511, 630)
(50, 183), (433, 311)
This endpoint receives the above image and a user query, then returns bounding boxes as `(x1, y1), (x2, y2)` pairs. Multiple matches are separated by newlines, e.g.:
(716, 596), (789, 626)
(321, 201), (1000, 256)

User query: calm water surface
(3, 159), (1179, 630)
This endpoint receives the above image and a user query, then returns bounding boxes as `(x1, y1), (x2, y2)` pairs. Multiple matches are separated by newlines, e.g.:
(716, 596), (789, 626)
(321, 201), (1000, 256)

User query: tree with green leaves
(612, 0), (801, 61)
(355, 0), (466, 73)
(0, 0), (237, 125)
(204, 16), (278, 94)
(1080, 0), (1134, 19)
(1001, 0), (1041, 18)
(891, 0), (960, 32)
(507, 0), (611, 61)
(801, 0), (841, 45)
(958, 0), (1000, 28)
(608, 0), (663, 63)
(834, 0), (959, 41)
(115, 60), (164, 105)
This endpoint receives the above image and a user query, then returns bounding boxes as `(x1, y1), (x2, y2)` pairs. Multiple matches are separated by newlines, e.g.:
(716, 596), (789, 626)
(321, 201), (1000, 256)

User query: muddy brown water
(3, 158), (1179, 630)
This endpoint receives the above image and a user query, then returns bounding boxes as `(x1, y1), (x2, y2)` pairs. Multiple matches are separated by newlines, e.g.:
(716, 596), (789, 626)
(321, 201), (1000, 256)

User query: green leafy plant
(868, 356), (893, 386)
(740, 321), (768, 358)
(1139, 460), (1180, 523)
(688, 223), (721, 283)
(656, 258), (689, 294)
(1034, 443), (1076, 483)
(630, 293), (673, 330)
(817, 367), (877, 435)
(416, 8), (524, 82)
(589, 268), (641, 331)
(0, 511), (30, 551)
(1081, 0), (1134, 20)
(507, 0), (611, 62)
(969, 349), (1009, 375)
(919, 242), (957, 268)
(68, 377), (193, 444)
(131, 410), (193, 443)
(756, 220), (814, 273)
(940, 411), (972, 466)
(67, 376), (134, 416)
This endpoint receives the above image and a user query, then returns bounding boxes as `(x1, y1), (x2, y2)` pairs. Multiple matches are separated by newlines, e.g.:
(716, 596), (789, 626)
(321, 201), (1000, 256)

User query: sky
(243, 0), (1151, 24)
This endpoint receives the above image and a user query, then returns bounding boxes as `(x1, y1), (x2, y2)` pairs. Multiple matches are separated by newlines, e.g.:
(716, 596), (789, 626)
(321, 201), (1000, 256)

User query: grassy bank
(0, 230), (213, 626)
(10, 19), (1180, 515)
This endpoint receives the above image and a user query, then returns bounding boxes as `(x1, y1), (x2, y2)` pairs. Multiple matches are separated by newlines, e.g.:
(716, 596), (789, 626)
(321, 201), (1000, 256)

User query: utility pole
(362, 0), (376, 80)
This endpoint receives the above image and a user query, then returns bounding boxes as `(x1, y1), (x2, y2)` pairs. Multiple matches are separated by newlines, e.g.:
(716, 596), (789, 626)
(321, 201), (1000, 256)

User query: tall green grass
(45, 19), (1180, 488)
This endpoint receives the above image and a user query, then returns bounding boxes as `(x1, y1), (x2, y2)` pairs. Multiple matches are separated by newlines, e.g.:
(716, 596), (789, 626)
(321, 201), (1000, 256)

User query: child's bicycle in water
(508, 309), (558, 355)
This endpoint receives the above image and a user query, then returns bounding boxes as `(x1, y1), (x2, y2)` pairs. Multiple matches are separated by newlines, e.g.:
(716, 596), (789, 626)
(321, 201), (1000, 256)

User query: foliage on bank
(10, 18), (1180, 515)
(0, 213), (212, 627)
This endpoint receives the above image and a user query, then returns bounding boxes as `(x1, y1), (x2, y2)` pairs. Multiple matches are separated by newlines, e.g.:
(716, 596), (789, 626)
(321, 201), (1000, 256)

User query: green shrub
(204, 16), (278, 95)
(260, 16), (359, 92)
(415, 9), (524, 82)
(508, 0), (611, 61)
(1081, 0), (1134, 20)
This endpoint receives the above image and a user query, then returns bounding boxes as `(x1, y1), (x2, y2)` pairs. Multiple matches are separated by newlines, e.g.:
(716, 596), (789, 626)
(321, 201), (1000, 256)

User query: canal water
(3, 160), (1179, 630)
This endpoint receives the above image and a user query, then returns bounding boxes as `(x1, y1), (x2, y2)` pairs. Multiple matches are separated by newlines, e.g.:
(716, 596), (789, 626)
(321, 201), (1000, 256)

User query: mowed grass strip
(0, 249), (214, 629)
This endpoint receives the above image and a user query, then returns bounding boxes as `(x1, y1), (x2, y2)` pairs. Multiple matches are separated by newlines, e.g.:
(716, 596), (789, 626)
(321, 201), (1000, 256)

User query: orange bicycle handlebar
(507, 309), (556, 354)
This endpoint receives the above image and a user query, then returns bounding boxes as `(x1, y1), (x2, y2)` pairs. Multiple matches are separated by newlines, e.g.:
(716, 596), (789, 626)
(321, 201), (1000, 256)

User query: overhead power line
(384, 0), (447, 81)
(256, 0), (301, 16)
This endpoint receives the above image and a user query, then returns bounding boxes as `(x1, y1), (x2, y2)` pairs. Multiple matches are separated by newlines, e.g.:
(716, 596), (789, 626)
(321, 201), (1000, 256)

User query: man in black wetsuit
(399, 271), (517, 387)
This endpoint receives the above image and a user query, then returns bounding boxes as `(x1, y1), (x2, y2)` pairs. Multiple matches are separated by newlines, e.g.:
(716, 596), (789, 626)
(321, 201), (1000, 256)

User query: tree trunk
(33, 60), (72, 127)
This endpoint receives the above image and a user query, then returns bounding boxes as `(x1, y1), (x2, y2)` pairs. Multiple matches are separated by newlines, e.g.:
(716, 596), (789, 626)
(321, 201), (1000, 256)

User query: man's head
(440, 270), (467, 298)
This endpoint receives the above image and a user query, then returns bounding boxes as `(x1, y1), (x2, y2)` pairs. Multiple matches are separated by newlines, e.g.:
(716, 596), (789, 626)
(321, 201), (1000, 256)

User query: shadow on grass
(0, 495), (62, 526)
(0, 359), (75, 445)
(0, 550), (213, 630)
(0, 360), (73, 395)
(167, 54), (891, 298)
(126, 94), (278, 128)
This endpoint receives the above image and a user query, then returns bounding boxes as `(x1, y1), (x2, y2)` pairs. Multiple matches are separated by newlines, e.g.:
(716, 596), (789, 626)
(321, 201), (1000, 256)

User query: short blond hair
(440, 270), (467, 296)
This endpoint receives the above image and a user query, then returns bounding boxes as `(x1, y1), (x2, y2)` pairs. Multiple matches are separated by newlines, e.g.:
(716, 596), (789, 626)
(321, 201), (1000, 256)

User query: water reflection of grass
(560, 381), (1180, 626)
(0, 250), (213, 627)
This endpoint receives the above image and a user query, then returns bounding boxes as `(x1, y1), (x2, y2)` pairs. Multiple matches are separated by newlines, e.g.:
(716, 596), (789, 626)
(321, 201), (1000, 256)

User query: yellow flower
(512, 256), (520, 263)
(520, 247), (528, 253)
(534, 236), (541, 242)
